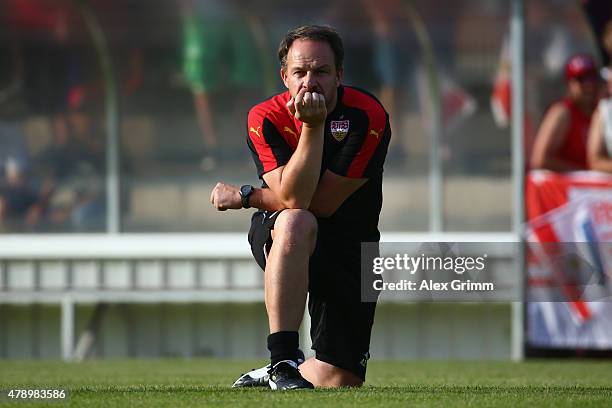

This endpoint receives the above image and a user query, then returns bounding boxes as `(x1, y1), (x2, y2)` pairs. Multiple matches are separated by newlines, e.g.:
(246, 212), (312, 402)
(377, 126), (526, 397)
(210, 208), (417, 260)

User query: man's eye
(293, 71), (305, 76)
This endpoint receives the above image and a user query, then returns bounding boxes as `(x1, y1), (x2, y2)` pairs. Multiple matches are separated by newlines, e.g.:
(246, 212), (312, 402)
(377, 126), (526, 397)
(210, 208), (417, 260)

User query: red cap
(565, 54), (598, 81)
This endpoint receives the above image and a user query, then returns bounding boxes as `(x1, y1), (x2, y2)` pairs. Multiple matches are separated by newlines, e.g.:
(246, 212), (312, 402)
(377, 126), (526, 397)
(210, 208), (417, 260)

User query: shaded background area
(0, 0), (604, 234)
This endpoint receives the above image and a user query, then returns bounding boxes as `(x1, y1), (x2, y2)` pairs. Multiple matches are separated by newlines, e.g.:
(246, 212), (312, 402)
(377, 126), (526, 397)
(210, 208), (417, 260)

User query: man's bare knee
(272, 209), (317, 252)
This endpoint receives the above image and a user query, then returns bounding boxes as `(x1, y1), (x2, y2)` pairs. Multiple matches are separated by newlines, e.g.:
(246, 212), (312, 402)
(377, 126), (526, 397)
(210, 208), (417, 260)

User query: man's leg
(265, 209), (317, 335)
(299, 357), (363, 387)
(304, 241), (378, 389)
(264, 209), (317, 389)
(233, 209), (315, 389)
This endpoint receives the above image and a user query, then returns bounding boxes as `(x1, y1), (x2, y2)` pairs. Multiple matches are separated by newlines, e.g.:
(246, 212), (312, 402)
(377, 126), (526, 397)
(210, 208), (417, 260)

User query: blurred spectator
(16, 1), (80, 147)
(530, 54), (600, 171)
(328, 0), (424, 165)
(327, 0), (380, 91)
(180, 0), (218, 169)
(587, 44), (612, 172)
(35, 98), (106, 232)
(0, 124), (29, 174)
(0, 8), (45, 232)
(0, 159), (43, 233)
(180, 0), (267, 170)
(5, 0), (106, 231)
(364, 0), (412, 162)
(0, 130), (45, 232)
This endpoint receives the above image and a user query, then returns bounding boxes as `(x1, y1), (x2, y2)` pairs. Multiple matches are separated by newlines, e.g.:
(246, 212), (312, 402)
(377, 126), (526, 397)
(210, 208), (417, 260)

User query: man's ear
(280, 68), (289, 89)
(336, 67), (344, 87)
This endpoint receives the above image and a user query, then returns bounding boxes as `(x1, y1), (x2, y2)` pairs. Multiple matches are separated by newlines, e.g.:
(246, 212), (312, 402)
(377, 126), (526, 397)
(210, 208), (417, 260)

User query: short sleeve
(247, 107), (292, 178)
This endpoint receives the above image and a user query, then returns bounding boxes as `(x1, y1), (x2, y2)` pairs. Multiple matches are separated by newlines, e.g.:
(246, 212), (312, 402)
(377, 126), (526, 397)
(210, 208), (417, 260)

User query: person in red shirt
(531, 54), (600, 171)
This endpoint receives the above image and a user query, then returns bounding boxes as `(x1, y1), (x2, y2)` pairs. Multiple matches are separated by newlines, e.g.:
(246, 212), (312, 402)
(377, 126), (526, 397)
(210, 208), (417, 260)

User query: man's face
(281, 39), (343, 111)
(568, 75), (599, 107)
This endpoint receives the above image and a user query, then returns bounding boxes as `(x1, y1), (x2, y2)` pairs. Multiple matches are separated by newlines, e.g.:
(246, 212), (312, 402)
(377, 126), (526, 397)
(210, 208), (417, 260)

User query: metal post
(404, 2), (444, 232)
(79, 0), (121, 234)
(510, 0), (525, 361)
(61, 297), (75, 361)
(428, 97), (443, 232)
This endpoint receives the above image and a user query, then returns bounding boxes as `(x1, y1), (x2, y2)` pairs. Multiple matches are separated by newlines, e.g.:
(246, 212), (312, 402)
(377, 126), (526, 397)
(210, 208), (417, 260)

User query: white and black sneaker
(232, 364), (271, 388)
(232, 350), (305, 388)
(268, 360), (314, 390)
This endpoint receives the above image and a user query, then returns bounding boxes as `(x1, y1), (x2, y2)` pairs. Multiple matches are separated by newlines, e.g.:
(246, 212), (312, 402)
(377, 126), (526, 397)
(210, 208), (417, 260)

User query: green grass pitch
(0, 359), (611, 407)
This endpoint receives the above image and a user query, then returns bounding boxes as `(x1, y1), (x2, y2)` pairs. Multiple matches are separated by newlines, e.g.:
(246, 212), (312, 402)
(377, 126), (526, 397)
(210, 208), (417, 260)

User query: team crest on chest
(330, 120), (350, 142)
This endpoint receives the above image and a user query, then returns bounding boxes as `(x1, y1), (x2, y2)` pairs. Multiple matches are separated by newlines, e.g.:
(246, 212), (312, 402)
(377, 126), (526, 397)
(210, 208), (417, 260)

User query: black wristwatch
(239, 185), (254, 209)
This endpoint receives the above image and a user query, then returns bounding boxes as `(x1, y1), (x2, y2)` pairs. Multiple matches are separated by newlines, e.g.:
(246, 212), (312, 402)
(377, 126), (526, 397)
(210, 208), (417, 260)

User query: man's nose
(302, 72), (316, 90)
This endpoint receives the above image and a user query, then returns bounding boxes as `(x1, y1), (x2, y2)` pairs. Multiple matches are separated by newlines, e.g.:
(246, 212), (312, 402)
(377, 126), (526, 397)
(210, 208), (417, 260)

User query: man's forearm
(249, 186), (331, 217)
(277, 124), (324, 208)
(249, 187), (285, 211)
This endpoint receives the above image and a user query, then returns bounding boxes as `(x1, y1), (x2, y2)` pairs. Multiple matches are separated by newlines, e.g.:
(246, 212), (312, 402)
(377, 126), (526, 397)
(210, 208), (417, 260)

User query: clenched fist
(210, 182), (242, 211)
(286, 88), (327, 127)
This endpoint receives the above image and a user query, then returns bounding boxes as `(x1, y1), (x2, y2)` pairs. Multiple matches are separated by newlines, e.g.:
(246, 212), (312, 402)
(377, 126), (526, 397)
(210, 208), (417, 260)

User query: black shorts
(248, 210), (379, 381)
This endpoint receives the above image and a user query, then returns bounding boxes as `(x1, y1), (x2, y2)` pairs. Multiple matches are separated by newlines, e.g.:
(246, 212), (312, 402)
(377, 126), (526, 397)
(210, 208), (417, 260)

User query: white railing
(0, 232), (517, 360)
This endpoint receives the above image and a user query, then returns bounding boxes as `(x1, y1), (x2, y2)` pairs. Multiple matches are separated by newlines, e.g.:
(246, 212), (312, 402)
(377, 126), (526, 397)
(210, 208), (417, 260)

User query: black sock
(267, 331), (299, 366)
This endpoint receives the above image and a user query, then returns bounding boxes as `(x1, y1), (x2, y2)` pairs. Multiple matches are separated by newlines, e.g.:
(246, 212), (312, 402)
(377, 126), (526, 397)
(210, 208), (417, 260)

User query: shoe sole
(268, 379), (314, 390)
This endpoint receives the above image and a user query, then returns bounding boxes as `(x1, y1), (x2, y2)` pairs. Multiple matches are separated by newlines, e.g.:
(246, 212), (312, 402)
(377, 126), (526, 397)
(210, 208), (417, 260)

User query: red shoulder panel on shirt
(342, 87), (388, 178)
(247, 92), (300, 174)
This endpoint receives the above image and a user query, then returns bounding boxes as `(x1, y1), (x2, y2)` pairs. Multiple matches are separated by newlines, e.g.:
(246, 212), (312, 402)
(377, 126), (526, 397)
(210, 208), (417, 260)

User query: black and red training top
(246, 85), (391, 242)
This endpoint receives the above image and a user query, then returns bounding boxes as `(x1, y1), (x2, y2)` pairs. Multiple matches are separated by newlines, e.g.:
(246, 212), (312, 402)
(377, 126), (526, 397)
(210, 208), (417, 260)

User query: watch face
(240, 185), (253, 196)
(240, 185), (253, 208)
